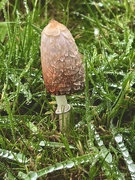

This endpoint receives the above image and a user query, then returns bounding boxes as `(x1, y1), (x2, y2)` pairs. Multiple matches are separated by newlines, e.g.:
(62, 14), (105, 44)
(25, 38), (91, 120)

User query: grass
(0, 0), (135, 179)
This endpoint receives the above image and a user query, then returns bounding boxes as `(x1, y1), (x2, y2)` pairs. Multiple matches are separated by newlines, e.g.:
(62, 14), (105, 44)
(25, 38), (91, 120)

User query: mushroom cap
(41, 19), (85, 95)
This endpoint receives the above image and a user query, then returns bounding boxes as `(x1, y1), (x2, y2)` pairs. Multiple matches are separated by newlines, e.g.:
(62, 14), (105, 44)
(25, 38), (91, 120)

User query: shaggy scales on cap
(41, 19), (85, 130)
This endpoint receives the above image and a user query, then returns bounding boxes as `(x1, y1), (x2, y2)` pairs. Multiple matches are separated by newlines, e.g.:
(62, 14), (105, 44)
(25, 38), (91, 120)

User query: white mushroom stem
(55, 95), (71, 131)
(55, 95), (70, 114)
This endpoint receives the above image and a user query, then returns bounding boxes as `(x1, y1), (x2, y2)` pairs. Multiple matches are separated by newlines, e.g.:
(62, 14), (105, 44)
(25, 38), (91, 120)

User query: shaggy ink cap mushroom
(41, 19), (85, 114)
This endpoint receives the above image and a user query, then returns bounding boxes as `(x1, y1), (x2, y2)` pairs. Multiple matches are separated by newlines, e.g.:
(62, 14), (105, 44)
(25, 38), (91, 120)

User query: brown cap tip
(41, 19), (85, 95)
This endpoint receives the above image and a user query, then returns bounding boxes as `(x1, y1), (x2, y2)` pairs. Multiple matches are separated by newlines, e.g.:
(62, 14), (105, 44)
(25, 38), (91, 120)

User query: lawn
(0, 0), (135, 179)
